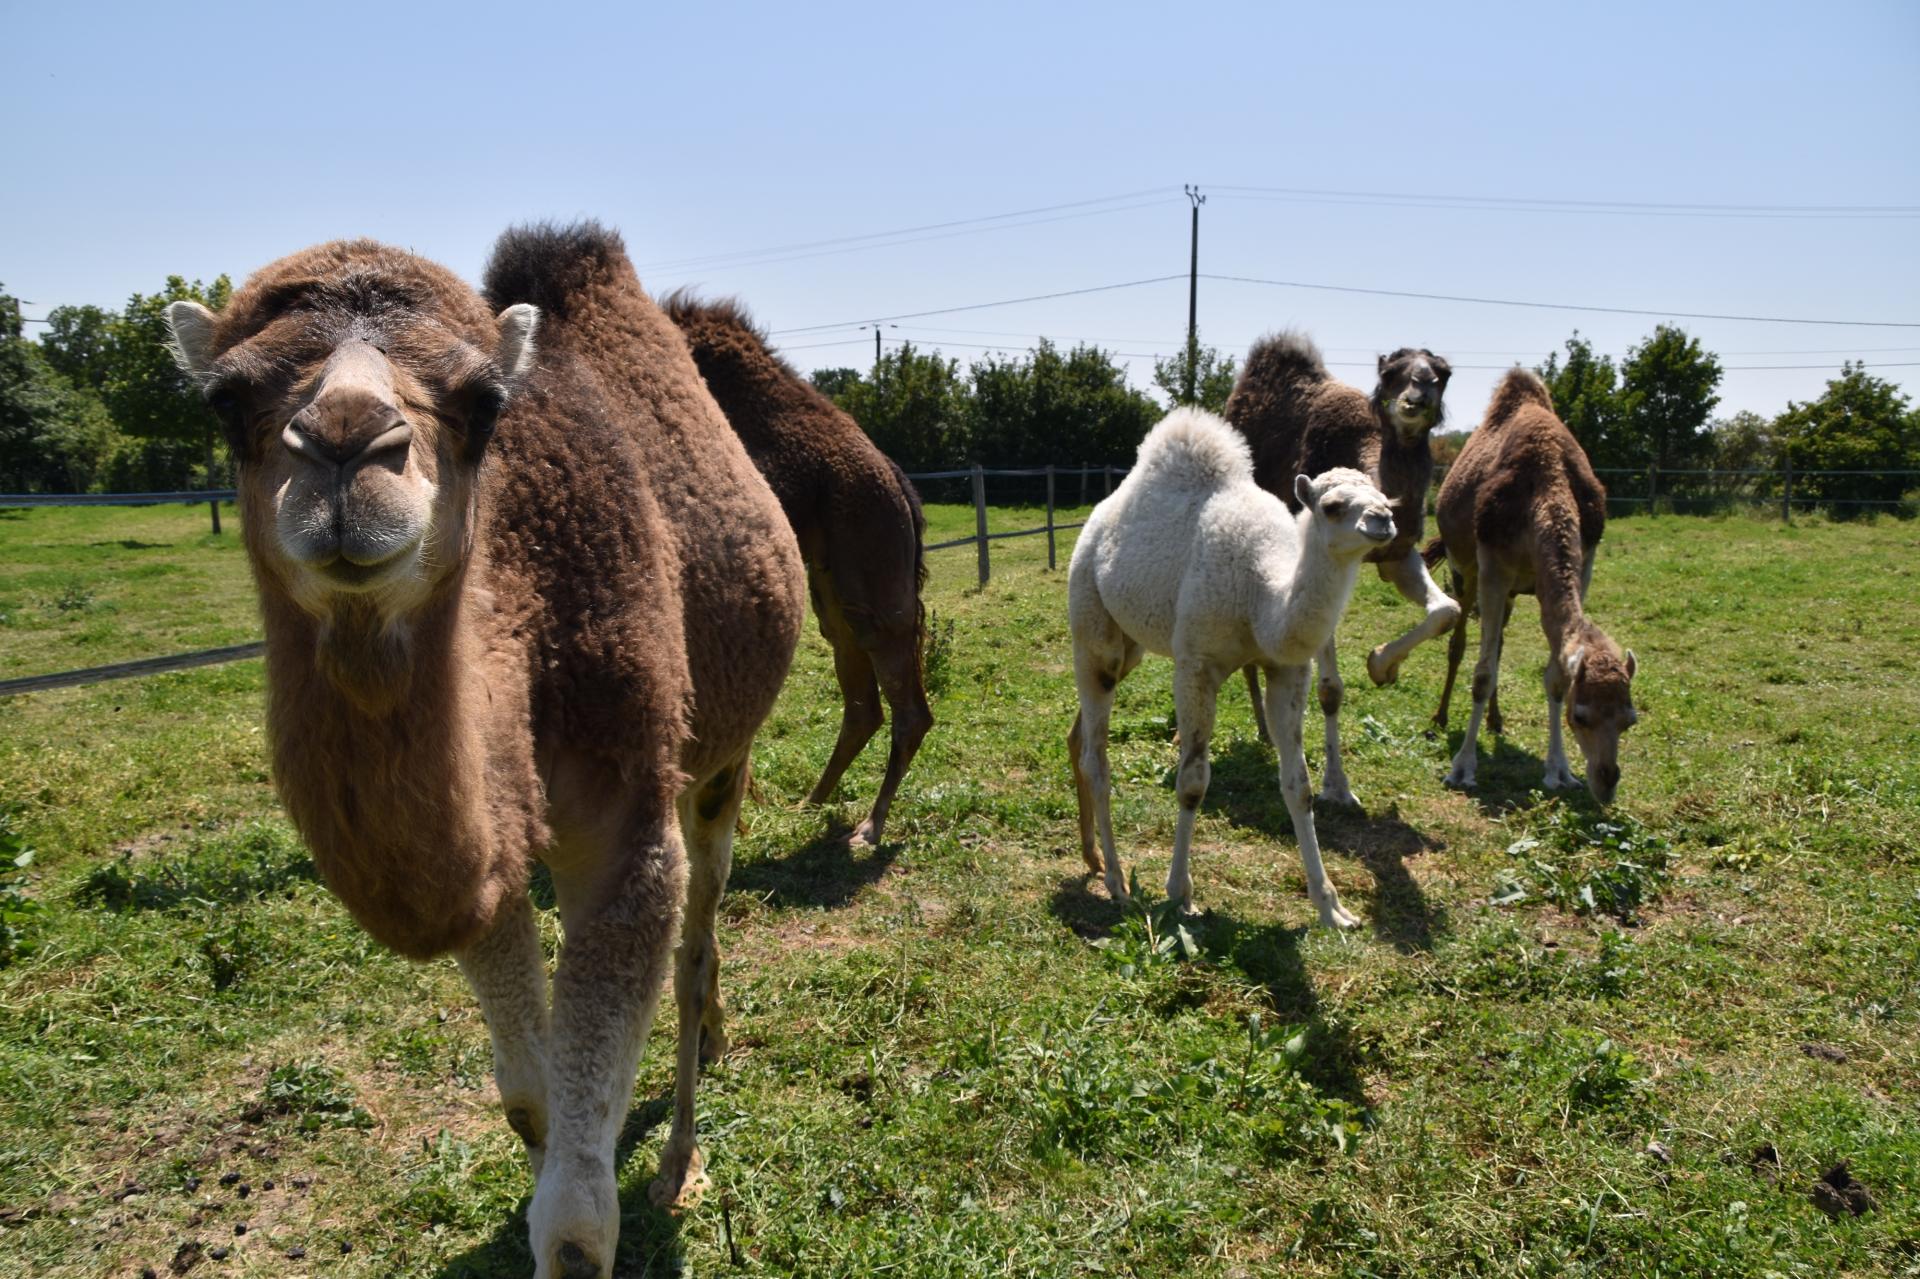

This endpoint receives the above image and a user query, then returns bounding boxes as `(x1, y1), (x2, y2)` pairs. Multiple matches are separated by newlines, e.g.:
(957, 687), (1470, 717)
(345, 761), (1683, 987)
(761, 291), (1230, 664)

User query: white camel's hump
(1130, 407), (1253, 490)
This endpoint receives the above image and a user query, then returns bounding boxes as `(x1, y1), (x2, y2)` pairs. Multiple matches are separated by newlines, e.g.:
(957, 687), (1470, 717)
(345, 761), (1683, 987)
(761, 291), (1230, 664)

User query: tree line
(4, 276), (1914, 514)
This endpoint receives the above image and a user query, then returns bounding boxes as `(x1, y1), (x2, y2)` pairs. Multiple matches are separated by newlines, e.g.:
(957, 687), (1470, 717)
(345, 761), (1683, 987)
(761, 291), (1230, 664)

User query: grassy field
(0, 499), (1916, 1278)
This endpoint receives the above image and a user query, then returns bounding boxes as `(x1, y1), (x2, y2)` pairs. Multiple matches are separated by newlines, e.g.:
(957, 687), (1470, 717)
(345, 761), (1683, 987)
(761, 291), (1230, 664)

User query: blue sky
(4, 0), (1916, 424)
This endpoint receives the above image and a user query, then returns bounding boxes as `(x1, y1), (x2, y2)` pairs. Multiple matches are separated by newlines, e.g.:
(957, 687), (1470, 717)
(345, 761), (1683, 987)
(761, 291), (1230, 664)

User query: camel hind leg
(1432, 564), (1471, 731)
(805, 570), (884, 809)
(652, 754), (753, 1211)
(1166, 656), (1225, 911)
(1071, 623), (1140, 904)
(851, 629), (933, 847)
(1241, 665), (1271, 743)
(1314, 636), (1361, 810)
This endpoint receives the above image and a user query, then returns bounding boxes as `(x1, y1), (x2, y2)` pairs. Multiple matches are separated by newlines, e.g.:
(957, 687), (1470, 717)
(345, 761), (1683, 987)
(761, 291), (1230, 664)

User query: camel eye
(1323, 499), (1348, 518)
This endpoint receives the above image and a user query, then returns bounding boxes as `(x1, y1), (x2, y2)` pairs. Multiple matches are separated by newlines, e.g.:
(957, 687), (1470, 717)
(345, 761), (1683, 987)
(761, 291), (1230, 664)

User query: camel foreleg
(1266, 663), (1360, 929)
(1367, 545), (1462, 687)
(530, 812), (685, 1279)
(457, 893), (551, 1176)
(1540, 652), (1579, 791)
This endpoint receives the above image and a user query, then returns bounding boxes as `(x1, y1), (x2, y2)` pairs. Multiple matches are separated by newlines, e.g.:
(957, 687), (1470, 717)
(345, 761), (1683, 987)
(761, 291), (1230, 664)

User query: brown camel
(1224, 333), (1459, 807)
(664, 292), (933, 846)
(164, 223), (804, 1279)
(1428, 368), (1637, 803)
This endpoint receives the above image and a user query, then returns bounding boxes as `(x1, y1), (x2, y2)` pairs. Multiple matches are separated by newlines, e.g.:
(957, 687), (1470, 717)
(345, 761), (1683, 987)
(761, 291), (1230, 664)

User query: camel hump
(1235, 330), (1329, 403)
(482, 220), (637, 323)
(1486, 366), (1555, 423)
(1132, 406), (1254, 490)
(661, 288), (761, 340)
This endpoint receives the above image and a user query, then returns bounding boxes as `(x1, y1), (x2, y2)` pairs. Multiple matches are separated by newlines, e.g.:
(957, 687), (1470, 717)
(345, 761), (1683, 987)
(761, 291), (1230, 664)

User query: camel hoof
(1541, 768), (1578, 791)
(699, 1020), (730, 1067)
(849, 818), (880, 847)
(1316, 784), (1362, 812)
(1366, 647), (1401, 687)
(648, 1145), (708, 1213)
(1318, 901), (1363, 930)
(1104, 875), (1131, 907)
(1444, 765), (1476, 790)
(555, 1241), (604, 1279)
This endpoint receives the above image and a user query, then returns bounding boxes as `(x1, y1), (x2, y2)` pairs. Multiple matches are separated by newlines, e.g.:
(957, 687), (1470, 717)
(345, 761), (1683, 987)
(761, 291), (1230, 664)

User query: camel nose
(283, 408), (412, 472)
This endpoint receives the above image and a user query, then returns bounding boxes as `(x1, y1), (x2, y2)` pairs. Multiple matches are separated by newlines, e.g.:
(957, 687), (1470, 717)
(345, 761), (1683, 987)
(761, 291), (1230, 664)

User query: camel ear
(1377, 353), (1388, 376)
(1294, 473), (1315, 508)
(1624, 649), (1637, 679)
(164, 301), (219, 384)
(1564, 645), (1585, 683)
(494, 304), (540, 384)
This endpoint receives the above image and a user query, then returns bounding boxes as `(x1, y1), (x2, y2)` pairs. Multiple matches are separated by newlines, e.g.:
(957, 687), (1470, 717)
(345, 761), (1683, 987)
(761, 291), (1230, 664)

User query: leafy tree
(103, 275), (233, 493)
(830, 342), (972, 472)
(39, 304), (117, 396)
(1774, 364), (1918, 512)
(1618, 325), (1721, 484)
(0, 286), (117, 492)
(969, 340), (1160, 467)
(1539, 332), (1627, 468)
(1152, 338), (1238, 413)
(808, 367), (863, 400)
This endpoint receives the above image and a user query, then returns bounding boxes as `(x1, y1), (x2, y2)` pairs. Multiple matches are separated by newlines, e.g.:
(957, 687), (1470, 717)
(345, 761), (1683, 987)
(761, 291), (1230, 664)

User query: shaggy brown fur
(665, 291), (933, 845)
(174, 223), (804, 1275)
(1226, 332), (1450, 564)
(1429, 368), (1637, 803)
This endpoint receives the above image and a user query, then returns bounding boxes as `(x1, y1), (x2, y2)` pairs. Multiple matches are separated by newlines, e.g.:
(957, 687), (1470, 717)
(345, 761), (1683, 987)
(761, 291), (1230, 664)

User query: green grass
(0, 502), (1916, 1277)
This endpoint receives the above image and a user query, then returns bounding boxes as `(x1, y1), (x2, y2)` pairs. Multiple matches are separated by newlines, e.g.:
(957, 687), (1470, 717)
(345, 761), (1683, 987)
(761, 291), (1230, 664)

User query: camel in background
(167, 223), (804, 1279)
(1224, 333), (1460, 808)
(1428, 368), (1638, 803)
(666, 292), (932, 846)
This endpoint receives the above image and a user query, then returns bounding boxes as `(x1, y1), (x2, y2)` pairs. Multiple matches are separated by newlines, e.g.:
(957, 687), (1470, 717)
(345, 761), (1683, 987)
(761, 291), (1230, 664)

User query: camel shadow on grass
(1048, 876), (1371, 1109)
(431, 1097), (686, 1278)
(1195, 736), (1450, 953)
(1431, 727), (1605, 820)
(727, 816), (899, 910)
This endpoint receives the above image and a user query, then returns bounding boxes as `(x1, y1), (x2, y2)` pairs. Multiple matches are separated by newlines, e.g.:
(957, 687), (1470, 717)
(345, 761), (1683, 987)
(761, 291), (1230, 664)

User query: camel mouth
(313, 553), (409, 591)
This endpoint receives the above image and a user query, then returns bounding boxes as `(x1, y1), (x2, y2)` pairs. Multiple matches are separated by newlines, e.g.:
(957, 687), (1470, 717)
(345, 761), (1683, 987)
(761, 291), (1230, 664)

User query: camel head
(1375, 348), (1452, 444)
(1295, 468), (1396, 557)
(1564, 639), (1638, 805)
(164, 242), (538, 619)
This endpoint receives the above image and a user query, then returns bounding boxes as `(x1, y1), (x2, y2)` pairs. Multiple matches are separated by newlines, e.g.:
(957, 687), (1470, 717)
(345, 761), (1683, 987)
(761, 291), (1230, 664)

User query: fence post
(1782, 456), (1793, 524)
(1045, 465), (1057, 571)
(1646, 463), (1657, 512)
(971, 463), (990, 587)
(1079, 464), (1088, 507)
(1104, 464), (1114, 497)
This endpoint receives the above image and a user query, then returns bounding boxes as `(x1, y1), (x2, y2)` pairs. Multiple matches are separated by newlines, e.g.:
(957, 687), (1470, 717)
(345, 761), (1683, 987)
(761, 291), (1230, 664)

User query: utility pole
(1184, 185), (1205, 405)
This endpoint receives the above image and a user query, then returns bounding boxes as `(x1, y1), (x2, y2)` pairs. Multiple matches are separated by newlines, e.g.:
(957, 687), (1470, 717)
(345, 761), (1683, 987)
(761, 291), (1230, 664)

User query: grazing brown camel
(1224, 333), (1459, 807)
(664, 292), (932, 846)
(165, 223), (804, 1279)
(1428, 368), (1638, 803)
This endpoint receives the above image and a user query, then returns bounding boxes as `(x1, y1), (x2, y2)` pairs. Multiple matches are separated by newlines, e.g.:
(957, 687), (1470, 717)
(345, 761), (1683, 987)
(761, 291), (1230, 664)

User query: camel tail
(1422, 535), (1449, 571)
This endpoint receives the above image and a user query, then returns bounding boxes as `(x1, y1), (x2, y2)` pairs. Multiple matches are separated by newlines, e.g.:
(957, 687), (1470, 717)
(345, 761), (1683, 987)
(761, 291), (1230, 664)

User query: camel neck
(1529, 483), (1589, 658)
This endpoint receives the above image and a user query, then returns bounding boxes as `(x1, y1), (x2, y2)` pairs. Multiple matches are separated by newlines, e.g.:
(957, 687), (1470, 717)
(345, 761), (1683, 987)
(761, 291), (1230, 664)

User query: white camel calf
(1067, 408), (1395, 929)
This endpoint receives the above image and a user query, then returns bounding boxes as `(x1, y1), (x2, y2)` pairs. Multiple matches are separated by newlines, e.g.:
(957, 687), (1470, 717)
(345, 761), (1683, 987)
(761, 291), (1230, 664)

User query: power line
(769, 275), (1188, 336)
(1205, 184), (1920, 219)
(1202, 272), (1920, 328)
(635, 187), (1177, 274)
